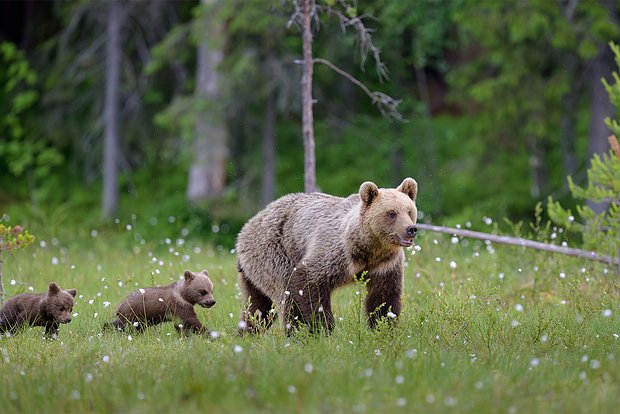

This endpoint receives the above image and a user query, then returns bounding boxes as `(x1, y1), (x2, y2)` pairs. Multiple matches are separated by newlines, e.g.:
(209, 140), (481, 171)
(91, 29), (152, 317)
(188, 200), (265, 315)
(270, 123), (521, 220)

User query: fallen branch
(416, 223), (619, 266)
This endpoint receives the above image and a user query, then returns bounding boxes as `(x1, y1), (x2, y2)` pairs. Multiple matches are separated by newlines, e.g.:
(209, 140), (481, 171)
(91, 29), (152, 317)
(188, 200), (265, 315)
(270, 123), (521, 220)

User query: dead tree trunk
(416, 223), (619, 266)
(187, 0), (227, 202)
(300, 0), (316, 193)
(102, 0), (123, 220)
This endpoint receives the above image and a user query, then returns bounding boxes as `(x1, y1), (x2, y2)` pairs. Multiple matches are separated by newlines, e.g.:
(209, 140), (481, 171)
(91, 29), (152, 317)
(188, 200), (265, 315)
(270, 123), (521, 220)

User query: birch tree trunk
(102, 0), (123, 220)
(187, 0), (227, 202)
(300, 0), (316, 193)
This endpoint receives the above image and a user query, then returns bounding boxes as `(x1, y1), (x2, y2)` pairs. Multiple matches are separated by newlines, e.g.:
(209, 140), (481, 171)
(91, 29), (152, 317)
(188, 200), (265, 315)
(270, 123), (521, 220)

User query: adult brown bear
(236, 178), (418, 333)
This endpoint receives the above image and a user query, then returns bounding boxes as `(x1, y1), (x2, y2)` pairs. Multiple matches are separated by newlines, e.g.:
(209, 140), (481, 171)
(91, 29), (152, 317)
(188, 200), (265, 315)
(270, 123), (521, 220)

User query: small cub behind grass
(107, 269), (216, 334)
(0, 282), (77, 338)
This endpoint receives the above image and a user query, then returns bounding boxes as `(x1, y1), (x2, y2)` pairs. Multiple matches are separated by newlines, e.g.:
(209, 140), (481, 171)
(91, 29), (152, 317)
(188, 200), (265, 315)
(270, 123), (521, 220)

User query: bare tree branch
(317, 0), (388, 82)
(416, 223), (620, 266)
(312, 57), (402, 121)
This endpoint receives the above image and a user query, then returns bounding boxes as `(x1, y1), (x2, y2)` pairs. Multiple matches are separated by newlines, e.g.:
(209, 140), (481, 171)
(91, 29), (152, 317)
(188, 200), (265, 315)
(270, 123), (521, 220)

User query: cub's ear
(397, 177), (417, 201)
(359, 181), (379, 207)
(48, 282), (60, 295)
(67, 289), (77, 298)
(184, 270), (195, 282)
(201, 269), (209, 277)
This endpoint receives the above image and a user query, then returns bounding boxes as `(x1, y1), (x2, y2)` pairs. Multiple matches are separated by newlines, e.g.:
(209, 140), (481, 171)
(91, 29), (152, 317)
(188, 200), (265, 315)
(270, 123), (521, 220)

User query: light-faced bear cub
(107, 269), (216, 335)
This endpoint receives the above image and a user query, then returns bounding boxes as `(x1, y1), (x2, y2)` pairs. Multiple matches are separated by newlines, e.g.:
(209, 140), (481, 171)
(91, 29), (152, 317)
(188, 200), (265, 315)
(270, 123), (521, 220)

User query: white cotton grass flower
(387, 312), (397, 319)
(71, 390), (80, 400)
(530, 358), (540, 367)
(304, 363), (313, 373)
(51, 257), (59, 266)
(287, 385), (297, 394)
(10, 280), (15, 286)
(395, 375), (404, 384)
(238, 320), (247, 330)
(84, 373), (93, 383)
(396, 398), (407, 407)
(449, 261), (457, 269)
(233, 345), (243, 353)
(102, 355), (110, 363)
(103, 301), (111, 308)
(405, 349), (417, 359)
(139, 288), (145, 294)
(603, 309), (612, 317)
(209, 331), (220, 338)
(127, 335), (133, 341)
(515, 304), (524, 312)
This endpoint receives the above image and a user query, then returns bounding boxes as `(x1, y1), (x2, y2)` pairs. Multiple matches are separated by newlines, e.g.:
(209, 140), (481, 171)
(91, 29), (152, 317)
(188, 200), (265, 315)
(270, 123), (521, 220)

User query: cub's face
(183, 270), (216, 308)
(45, 283), (77, 324)
(359, 178), (418, 248)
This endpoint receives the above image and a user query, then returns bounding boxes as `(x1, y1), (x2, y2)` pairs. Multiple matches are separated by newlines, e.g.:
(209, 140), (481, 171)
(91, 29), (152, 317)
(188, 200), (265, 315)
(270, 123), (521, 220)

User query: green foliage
(0, 221), (35, 255)
(548, 148), (620, 256)
(0, 42), (63, 180)
(548, 43), (620, 258)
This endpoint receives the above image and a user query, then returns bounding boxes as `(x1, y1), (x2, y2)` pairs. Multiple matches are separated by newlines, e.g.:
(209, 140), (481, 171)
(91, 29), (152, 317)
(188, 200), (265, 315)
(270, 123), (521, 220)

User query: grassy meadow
(0, 217), (619, 413)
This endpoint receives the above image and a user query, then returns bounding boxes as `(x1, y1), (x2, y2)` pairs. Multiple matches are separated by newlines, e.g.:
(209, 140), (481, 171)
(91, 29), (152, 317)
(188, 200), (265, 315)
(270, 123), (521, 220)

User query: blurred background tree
(1, 0), (619, 248)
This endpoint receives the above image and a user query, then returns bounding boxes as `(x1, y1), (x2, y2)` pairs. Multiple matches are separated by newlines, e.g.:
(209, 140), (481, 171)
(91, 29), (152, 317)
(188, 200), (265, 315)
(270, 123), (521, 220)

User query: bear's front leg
(176, 306), (207, 335)
(45, 322), (60, 338)
(365, 259), (404, 328)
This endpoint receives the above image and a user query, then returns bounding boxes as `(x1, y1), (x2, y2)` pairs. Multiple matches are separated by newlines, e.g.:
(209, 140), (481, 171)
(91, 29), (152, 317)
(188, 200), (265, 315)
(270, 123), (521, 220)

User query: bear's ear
(184, 270), (195, 282)
(48, 283), (60, 295)
(397, 177), (417, 201)
(67, 289), (77, 297)
(359, 181), (379, 207)
(201, 269), (209, 277)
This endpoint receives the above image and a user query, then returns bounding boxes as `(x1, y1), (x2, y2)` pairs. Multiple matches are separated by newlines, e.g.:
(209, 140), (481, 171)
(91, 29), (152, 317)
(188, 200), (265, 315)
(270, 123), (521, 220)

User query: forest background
(1, 0), (619, 249)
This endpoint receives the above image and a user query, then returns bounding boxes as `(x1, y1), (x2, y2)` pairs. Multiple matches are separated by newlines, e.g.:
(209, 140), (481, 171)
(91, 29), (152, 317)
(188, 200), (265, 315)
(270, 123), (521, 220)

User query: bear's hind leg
(239, 270), (275, 334)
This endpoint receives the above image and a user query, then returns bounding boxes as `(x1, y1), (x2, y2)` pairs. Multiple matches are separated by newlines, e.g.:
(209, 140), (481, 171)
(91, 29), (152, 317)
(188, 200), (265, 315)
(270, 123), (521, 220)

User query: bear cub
(0, 282), (77, 338)
(107, 269), (216, 334)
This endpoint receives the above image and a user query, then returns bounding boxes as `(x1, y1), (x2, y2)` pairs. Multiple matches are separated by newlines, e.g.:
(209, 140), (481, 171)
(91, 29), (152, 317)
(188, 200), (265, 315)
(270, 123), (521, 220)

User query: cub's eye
(199, 290), (208, 296)
(388, 211), (397, 219)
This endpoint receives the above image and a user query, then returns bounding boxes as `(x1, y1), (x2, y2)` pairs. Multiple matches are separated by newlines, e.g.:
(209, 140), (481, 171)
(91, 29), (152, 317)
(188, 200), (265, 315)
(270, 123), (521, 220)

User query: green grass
(1, 223), (619, 413)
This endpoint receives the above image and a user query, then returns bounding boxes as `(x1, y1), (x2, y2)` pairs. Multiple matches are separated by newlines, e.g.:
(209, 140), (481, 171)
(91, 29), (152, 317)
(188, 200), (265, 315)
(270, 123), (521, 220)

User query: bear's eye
(199, 290), (208, 296)
(388, 211), (397, 219)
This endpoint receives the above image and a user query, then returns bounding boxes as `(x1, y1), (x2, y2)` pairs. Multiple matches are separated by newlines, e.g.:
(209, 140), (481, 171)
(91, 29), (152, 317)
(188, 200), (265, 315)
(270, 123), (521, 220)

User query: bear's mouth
(392, 234), (414, 247)
(201, 302), (215, 309)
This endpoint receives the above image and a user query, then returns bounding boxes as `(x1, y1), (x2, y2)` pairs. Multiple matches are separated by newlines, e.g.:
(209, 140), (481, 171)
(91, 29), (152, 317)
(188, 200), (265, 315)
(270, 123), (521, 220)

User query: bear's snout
(406, 225), (418, 238)
(203, 300), (216, 308)
(63, 317), (72, 324)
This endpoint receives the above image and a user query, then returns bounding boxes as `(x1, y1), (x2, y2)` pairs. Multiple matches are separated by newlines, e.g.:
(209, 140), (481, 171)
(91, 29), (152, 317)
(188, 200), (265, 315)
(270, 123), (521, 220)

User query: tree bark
(187, 0), (227, 202)
(300, 0), (316, 193)
(261, 84), (277, 206)
(102, 0), (123, 220)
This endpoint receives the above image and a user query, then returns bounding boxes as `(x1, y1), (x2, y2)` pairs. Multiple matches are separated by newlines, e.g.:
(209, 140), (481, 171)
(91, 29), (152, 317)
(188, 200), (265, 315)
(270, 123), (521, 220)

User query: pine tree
(548, 43), (620, 264)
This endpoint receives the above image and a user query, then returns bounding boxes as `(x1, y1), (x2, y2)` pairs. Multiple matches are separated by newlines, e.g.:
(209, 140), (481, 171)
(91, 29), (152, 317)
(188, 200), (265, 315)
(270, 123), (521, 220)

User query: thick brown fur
(0, 282), (77, 338)
(107, 270), (216, 335)
(236, 177), (418, 334)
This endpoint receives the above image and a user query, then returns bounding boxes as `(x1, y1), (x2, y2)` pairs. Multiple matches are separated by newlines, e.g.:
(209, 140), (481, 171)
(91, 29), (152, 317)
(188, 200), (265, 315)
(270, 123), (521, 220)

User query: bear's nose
(406, 225), (418, 238)
(65, 317), (72, 323)
(206, 300), (216, 308)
